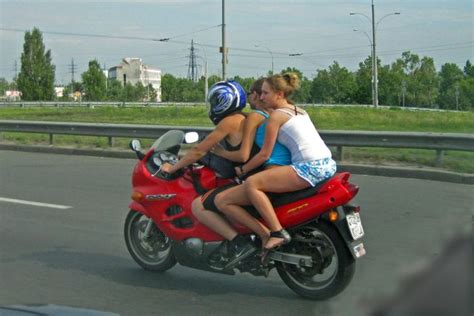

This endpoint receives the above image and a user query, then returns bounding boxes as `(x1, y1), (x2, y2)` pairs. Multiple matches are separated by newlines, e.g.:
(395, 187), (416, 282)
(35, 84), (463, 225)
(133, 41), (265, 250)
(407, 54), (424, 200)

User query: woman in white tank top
(218, 73), (336, 256)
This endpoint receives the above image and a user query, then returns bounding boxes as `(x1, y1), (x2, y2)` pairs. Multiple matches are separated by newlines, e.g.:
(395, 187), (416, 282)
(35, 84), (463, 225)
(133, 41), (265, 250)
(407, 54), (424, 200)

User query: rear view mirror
(129, 139), (142, 152)
(184, 132), (199, 144)
(129, 139), (145, 160)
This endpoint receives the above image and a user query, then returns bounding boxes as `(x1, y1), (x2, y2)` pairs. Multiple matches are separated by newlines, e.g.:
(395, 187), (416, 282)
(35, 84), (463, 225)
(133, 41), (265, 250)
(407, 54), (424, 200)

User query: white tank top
(275, 108), (332, 163)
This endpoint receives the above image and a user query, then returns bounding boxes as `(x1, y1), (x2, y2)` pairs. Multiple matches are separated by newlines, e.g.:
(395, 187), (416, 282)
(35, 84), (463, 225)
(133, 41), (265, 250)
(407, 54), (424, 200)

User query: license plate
(346, 212), (364, 240)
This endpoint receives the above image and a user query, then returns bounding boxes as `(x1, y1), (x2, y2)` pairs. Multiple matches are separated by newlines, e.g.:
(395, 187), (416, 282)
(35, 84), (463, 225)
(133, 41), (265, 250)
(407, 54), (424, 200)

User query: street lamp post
(351, 1), (400, 108)
(255, 45), (274, 74)
(221, 0), (227, 80)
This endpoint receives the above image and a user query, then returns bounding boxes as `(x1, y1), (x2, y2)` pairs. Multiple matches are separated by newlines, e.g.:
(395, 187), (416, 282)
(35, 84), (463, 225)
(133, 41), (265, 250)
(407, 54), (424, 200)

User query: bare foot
(264, 236), (286, 250)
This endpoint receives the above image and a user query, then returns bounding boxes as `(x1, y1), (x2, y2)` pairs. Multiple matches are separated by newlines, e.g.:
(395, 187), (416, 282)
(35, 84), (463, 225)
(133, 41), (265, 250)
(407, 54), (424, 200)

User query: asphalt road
(0, 151), (472, 316)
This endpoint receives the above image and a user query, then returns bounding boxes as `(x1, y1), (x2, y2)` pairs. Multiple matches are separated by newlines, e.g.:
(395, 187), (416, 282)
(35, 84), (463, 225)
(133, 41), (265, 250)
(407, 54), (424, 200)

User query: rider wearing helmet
(160, 80), (247, 176)
(161, 80), (255, 269)
(208, 80), (247, 125)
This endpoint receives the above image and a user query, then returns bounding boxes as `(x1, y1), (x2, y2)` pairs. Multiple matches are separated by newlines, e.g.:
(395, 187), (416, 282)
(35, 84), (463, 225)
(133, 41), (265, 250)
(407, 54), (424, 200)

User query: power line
(2, 27), (470, 60)
(0, 26), (220, 43)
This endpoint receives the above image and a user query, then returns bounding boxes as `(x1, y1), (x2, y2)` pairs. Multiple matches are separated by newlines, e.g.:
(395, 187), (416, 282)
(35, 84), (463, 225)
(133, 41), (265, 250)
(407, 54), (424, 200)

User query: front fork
(129, 201), (155, 241)
(143, 218), (154, 241)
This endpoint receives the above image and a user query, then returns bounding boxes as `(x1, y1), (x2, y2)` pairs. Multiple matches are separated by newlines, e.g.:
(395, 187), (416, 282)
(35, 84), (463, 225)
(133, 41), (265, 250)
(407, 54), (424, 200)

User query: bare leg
(244, 166), (310, 249)
(191, 197), (237, 241)
(215, 185), (270, 244)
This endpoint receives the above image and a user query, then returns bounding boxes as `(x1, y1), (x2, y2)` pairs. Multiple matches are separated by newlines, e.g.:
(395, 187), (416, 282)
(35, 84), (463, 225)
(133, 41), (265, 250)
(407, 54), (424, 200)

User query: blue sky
(0, 0), (472, 84)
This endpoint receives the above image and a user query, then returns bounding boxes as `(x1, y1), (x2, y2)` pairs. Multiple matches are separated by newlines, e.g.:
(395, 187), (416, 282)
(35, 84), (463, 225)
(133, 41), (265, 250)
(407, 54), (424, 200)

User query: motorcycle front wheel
(124, 210), (177, 272)
(276, 221), (355, 300)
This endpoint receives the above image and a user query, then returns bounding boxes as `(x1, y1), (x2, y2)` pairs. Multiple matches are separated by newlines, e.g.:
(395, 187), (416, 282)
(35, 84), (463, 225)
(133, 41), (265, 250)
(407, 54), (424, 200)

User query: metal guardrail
(0, 101), (204, 108)
(0, 101), (464, 112)
(0, 120), (473, 167)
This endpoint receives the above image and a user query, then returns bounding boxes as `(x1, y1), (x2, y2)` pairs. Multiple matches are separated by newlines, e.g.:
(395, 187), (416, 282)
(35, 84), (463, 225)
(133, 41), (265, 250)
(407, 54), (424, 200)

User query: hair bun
(283, 72), (300, 90)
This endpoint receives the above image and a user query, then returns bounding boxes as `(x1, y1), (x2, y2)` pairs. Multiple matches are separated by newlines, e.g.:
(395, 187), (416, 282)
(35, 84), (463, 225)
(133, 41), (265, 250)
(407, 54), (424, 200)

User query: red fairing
(229, 173), (359, 234)
(276, 173), (357, 228)
(130, 160), (234, 241)
(130, 155), (359, 242)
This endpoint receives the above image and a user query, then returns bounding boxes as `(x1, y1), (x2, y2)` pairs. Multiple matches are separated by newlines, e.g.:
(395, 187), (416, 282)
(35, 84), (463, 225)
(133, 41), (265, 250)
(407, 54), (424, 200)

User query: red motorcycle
(125, 130), (366, 300)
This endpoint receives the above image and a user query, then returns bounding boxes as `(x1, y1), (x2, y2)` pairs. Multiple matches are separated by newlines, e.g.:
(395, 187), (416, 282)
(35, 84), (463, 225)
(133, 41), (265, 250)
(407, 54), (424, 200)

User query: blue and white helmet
(207, 80), (246, 125)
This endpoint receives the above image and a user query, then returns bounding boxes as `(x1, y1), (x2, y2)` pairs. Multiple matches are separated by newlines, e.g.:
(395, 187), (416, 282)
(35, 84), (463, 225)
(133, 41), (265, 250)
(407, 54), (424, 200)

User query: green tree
(122, 83), (137, 101)
(161, 73), (177, 101)
(391, 52), (439, 107)
(82, 59), (107, 101)
(459, 77), (474, 111)
(354, 56), (372, 105)
(416, 57), (439, 107)
(460, 60), (474, 110)
(146, 84), (157, 102)
(379, 59), (407, 106)
(437, 63), (464, 109)
(311, 69), (331, 103)
(464, 60), (474, 78)
(17, 28), (56, 100)
(353, 56), (400, 106)
(106, 79), (123, 101)
(399, 51), (422, 106)
(0, 78), (8, 96)
(133, 82), (147, 101)
(310, 62), (356, 104)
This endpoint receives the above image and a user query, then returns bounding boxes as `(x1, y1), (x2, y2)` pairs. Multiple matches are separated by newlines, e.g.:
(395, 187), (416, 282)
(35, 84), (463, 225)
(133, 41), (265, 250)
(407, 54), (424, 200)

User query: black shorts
(201, 183), (238, 213)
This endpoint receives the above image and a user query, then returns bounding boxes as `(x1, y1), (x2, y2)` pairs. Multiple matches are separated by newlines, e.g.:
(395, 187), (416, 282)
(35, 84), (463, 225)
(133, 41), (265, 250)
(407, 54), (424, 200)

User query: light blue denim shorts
(291, 158), (337, 187)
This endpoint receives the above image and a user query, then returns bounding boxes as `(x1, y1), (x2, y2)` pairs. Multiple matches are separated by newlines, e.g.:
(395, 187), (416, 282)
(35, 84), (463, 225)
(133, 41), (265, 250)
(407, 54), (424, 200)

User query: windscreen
(151, 130), (185, 153)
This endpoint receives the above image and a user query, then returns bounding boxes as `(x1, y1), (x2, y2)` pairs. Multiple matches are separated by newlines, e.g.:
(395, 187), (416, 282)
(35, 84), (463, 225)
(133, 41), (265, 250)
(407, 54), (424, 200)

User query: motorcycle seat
(243, 178), (330, 218)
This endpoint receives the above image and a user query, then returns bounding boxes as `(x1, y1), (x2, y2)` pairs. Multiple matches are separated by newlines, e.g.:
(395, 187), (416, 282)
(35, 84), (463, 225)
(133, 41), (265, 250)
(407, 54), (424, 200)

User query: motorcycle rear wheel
(124, 210), (177, 272)
(276, 221), (355, 300)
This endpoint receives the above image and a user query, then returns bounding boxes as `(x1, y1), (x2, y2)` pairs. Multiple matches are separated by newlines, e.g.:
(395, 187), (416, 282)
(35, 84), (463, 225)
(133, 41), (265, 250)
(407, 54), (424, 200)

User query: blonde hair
(264, 72), (300, 98)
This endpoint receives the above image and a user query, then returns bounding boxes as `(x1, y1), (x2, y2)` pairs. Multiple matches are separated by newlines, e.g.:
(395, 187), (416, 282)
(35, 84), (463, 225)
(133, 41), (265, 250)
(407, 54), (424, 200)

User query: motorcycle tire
(276, 221), (355, 300)
(124, 210), (177, 272)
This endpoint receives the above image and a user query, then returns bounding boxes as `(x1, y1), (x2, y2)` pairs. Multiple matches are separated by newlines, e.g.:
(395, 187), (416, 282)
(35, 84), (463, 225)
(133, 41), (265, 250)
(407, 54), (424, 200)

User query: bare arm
(162, 116), (236, 173)
(213, 112), (264, 162)
(238, 111), (287, 174)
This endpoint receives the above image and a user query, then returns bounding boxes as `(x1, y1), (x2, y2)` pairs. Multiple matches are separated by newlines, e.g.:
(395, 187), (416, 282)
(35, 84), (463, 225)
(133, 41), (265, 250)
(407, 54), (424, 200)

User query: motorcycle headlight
(160, 152), (178, 163)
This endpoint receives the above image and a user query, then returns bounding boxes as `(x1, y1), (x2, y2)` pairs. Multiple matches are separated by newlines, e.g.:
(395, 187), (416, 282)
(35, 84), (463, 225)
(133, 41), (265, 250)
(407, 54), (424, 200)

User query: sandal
(264, 229), (291, 250)
(261, 229), (291, 264)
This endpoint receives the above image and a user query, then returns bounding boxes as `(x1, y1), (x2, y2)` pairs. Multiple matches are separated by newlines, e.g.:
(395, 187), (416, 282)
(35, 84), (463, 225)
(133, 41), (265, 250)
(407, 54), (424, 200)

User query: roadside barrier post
(436, 149), (444, 167)
(336, 146), (344, 161)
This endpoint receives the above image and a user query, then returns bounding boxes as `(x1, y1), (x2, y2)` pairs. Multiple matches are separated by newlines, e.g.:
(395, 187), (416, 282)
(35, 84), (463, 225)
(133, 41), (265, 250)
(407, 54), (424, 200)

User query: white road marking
(0, 197), (72, 209)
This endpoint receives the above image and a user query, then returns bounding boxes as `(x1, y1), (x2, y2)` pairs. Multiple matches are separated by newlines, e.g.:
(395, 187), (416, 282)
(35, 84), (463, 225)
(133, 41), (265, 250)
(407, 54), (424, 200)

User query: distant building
(5, 90), (21, 101)
(55, 87), (65, 98)
(108, 58), (162, 102)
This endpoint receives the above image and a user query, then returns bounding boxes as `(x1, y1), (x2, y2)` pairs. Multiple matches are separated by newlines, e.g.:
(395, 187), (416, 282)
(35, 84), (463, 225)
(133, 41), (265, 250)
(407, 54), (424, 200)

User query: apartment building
(108, 58), (162, 101)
